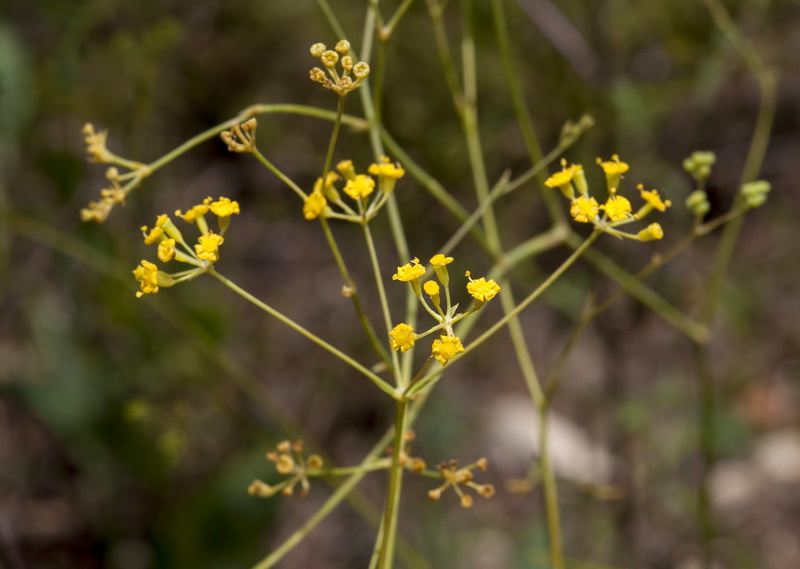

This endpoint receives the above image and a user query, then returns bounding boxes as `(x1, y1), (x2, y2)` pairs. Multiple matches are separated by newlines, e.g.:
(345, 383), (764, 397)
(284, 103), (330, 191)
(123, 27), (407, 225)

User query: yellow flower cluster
(302, 157), (405, 223)
(389, 254), (500, 367)
(546, 155), (672, 242)
(308, 40), (371, 96)
(132, 196), (240, 298)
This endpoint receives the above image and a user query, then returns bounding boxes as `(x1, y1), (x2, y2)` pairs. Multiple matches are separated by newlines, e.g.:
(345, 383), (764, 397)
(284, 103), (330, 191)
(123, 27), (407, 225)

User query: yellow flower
(175, 204), (209, 223)
(596, 154), (630, 176)
(466, 274), (501, 302)
(601, 189), (632, 222)
(303, 192), (327, 220)
(430, 253), (454, 286)
(637, 223), (664, 241)
(343, 174), (375, 200)
(368, 156), (406, 180)
(158, 239), (176, 262)
(570, 196), (599, 223)
(194, 232), (224, 261)
(141, 224), (164, 245)
(336, 159), (356, 181)
(597, 154), (630, 191)
(393, 258), (425, 282)
(431, 335), (464, 366)
(207, 196), (241, 217)
(389, 323), (416, 353)
(133, 260), (160, 297)
(430, 254), (453, 268)
(423, 281), (440, 296)
(638, 185), (671, 212)
(544, 168), (574, 188)
(544, 159), (580, 200)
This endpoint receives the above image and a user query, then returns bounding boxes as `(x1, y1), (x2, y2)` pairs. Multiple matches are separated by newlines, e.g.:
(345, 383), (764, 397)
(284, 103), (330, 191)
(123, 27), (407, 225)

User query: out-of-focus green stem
(363, 222), (403, 386)
(490, 0), (565, 223)
(320, 217), (394, 370)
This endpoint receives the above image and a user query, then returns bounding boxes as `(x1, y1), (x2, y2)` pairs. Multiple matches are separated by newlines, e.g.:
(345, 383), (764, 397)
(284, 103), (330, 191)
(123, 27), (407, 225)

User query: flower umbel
(426, 458), (494, 508)
(249, 440), (325, 499)
(309, 40), (371, 95)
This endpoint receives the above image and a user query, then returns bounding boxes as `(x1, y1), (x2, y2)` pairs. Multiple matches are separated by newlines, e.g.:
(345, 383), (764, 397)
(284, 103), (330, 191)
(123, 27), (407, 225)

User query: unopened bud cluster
(248, 440), (325, 499)
(309, 40), (371, 95)
(683, 151), (717, 182)
(427, 457), (494, 508)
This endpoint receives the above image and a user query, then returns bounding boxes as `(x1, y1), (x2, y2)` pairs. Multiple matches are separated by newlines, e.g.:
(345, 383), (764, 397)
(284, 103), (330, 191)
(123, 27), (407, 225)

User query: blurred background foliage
(1, 1), (799, 568)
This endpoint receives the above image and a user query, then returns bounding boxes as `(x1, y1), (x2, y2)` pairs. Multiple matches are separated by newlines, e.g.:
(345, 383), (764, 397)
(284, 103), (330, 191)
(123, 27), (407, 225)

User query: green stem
(208, 269), (398, 399)
(321, 96), (346, 183)
(491, 0), (563, 222)
(252, 148), (307, 200)
(539, 402), (565, 569)
(363, 223), (403, 385)
(320, 217), (394, 369)
(376, 399), (409, 569)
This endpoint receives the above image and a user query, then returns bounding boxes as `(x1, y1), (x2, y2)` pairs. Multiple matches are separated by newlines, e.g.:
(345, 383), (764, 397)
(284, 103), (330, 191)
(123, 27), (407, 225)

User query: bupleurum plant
(79, 0), (774, 567)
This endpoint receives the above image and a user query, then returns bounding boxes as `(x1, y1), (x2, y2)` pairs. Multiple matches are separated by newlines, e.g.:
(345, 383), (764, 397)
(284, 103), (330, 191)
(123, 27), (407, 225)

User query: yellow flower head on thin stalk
(133, 260), (160, 297)
(465, 272), (501, 303)
(430, 253), (454, 286)
(303, 191), (328, 220)
(393, 258), (425, 282)
(141, 224), (164, 245)
(207, 196), (241, 218)
(369, 156), (406, 179)
(314, 172), (341, 202)
(570, 195), (600, 223)
(309, 40), (371, 95)
(336, 159), (356, 181)
(423, 280), (441, 308)
(597, 154), (630, 191)
(601, 188), (633, 222)
(544, 159), (578, 200)
(638, 184), (671, 212)
(369, 156), (405, 193)
(389, 323), (417, 353)
(194, 232), (224, 262)
(431, 335), (464, 366)
(175, 204), (210, 223)
(133, 260), (175, 298)
(343, 174), (375, 200)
